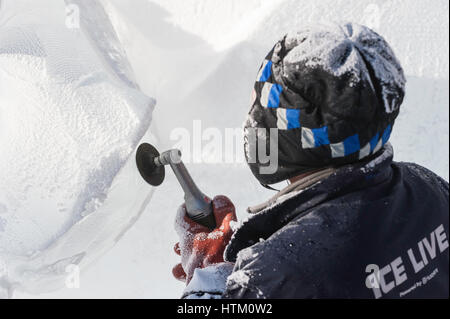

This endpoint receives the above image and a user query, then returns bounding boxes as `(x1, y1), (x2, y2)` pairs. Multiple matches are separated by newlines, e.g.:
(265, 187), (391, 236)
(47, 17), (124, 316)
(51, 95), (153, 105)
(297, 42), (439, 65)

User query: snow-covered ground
(2, 0), (448, 298)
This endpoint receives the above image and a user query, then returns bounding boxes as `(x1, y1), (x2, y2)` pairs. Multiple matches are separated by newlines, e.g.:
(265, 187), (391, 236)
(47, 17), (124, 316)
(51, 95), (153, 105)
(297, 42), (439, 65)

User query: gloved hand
(172, 195), (237, 284)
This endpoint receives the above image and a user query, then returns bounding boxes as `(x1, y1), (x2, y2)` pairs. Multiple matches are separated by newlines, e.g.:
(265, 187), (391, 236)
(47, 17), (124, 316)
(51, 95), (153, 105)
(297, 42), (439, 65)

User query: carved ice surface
(0, 0), (155, 296)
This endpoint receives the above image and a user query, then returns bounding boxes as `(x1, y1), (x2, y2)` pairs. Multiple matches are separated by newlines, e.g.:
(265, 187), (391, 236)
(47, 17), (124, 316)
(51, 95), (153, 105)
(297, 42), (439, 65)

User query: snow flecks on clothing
(283, 23), (406, 113)
(183, 262), (234, 299)
(207, 230), (224, 240)
(213, 196), (233, 210)
(226, 266), (267, 299)
(174, 205), (197, 265)
(238, 246), (261, 261)
(174, 205), (224, 242)
(361, 143), (394, 173)
(227, 269), (251, 286)
(243, 117), (260, 164)
(229, 220), (240, 233)
(174, 206), (191, 235)
(184, 292), (222, 299)
(284, 24), (366, 84)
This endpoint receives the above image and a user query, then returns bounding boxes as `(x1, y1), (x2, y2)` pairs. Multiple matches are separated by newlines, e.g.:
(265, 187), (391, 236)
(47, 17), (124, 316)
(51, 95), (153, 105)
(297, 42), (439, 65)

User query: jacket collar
(225, 144), (394, 262)
(247, 167), (338, 214)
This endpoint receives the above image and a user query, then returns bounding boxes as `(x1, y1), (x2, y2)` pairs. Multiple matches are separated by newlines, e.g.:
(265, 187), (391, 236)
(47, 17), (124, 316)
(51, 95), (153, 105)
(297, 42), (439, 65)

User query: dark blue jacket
(223, 147), (449, 298)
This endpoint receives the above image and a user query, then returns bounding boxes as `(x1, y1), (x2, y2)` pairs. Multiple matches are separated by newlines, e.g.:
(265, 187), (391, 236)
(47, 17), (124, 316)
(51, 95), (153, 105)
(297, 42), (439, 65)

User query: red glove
(172, 195), (237, 284)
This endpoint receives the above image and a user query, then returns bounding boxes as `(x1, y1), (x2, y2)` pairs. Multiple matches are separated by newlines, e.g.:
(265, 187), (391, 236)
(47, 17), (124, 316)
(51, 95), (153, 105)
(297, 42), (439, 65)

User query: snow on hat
(244, 23), (406, 185)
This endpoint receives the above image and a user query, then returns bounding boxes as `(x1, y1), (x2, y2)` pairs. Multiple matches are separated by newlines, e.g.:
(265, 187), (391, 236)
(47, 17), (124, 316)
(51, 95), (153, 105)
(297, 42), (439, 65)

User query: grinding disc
(136, 143), (165, 186)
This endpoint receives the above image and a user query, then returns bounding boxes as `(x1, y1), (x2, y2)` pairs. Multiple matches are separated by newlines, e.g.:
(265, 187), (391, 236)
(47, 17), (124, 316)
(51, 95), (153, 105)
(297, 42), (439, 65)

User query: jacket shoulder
(224, 208), (358, 299)
(395, 161), (449, 194)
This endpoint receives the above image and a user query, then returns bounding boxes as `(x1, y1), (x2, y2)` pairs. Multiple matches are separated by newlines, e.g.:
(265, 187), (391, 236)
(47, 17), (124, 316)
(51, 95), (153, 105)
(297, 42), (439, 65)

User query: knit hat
(244, 23), (406, 185)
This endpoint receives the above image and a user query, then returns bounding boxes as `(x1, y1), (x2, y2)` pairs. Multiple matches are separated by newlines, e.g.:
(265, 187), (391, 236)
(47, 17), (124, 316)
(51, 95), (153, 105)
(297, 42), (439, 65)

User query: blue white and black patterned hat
(244, 23), (406, 185)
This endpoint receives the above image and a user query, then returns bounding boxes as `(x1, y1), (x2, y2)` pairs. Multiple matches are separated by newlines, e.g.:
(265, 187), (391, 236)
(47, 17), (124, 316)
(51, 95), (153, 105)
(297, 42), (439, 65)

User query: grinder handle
(157, 150), (216, 230)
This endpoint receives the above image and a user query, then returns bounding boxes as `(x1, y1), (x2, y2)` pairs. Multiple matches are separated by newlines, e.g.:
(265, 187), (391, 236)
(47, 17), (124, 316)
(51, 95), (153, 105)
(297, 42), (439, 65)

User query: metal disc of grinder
(136, 143), (165, 186)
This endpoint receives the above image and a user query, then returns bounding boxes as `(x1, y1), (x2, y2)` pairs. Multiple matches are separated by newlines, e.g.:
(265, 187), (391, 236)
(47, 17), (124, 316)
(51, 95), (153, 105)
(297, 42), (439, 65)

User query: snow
(1, 0), (448, 298)
(184, 262), (234, 298)
(283, 23), (406, 93)
(0, 0), (155, 296)
(362, 143), (394, 172)
(227, 269), (251, 287)
(284, 23), (406, 113)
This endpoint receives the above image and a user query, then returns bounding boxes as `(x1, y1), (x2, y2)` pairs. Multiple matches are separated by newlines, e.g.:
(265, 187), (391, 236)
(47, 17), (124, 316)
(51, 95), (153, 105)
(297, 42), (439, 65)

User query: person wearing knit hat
(173, 23), (449, 299)
(244, 23), (405, 186)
